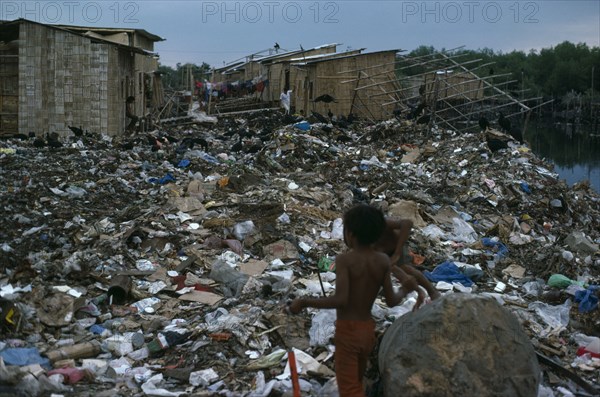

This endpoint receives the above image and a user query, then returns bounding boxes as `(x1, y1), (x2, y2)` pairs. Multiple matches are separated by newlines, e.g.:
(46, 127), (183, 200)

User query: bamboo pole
(382, 78), (519, 107)
(370, 72), (511, 100)
(355, 71), (378, 121)
(341, 57), (484, 86)
(427, 74), (441, 133)
(349, 71), (361, 116)
(439, 52), (530, 112)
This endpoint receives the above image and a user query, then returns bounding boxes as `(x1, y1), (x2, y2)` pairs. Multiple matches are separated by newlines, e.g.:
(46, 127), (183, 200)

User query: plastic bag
(309, 310), (336, 346)
(528, 299), (571, 329)
(189, 368), (219, 387)
(574, 285), (599, 313)
(331, 218), (344, 240)
(522, 280), (545, 297)
(481, 237), (509, 260)
(547, 274), (583, 289)
(209, 260), (249, 297)
(233, 220), (256, 240)
(449, 218), (478, 243)
(424, 261), (474, 287)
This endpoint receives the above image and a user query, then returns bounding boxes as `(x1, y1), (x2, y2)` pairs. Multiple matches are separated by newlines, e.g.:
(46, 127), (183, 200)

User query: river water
(525, 121), (600, 194)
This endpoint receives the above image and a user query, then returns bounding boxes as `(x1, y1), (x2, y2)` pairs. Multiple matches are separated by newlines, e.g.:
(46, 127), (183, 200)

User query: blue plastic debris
(0, 347), (50, 368)
(481, 237), (509, 261)
(520, 182), (531, 194)
(89, 324), (107, 335)
(575, 285), (599, 312)
(293, 121), (311, 131)
(424, 261), (474, 287)
(148, 173), (176, 184)
(178, 159), (191, 168)
(198, 153), (220, 165)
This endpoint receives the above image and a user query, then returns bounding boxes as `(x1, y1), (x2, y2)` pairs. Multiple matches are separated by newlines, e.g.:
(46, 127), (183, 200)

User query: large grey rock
(379, 294), (540, 397)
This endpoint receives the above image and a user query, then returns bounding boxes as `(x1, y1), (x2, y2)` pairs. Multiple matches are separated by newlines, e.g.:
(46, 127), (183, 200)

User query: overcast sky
(4, 1), (599, 67)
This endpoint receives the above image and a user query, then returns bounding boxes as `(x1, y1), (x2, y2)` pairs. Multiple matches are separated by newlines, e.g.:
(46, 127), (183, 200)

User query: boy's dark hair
(343, 204), (386, 245)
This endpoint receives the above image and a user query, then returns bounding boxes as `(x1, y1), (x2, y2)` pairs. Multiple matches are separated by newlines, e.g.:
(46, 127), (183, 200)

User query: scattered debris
(0, 109), (598, 396)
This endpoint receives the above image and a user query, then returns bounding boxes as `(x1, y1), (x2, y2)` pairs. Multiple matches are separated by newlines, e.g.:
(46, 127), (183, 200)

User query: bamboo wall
(18, 21), (103, 136)
(0, 45), (18, 134)
(11, 21), (157, 137)
(292, 51), (397, 120)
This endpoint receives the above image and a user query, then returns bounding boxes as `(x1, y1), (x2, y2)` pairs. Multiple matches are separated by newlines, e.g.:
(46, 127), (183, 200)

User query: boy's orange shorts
(334, 319), (376, 397)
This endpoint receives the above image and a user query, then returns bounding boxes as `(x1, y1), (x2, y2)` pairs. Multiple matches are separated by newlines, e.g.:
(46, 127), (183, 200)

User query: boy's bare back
(288, 204), (409, 317)
(334, 248), (394, 321)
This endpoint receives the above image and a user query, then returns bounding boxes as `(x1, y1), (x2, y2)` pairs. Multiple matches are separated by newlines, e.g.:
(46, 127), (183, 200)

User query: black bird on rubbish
(313, 94), (337, 103)
(121, 141), (135, 151)
(509, 127), (524, 144)
(311, 111), (328, 124)
(176, 137), (209, 154)
(194, 137), (210, 151)
(231, 138), (243, 153)
(274, 42), (280, 51)
(257, 129), (272, 142)
(416, 113), (431, 125)
(327, 109), (334, 120)
(486, 137), (509, 152)
(408, 103), (427, 120)
(46, 132), (62, 148)
(336, 134), (353, 143)
(244, 142), (263, 154)
(68, 125), (84, 137)
(33, 136), (46, 148)
(237, 128), (253, 140)
(479, 116), (490, 131)
(498, 112), (511, 132)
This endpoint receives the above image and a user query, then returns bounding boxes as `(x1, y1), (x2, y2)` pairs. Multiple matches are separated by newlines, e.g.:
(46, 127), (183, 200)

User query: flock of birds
(479, 112), (524, 152)
(393, 102), (432, 125)
(4, 107), (524, 156)
(391, 100), (525, 153)
(4, 121), (279, 156)
(6, 126), (87, 148)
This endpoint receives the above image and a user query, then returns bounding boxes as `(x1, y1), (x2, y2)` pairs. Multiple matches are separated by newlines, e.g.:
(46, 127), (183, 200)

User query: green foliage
(157, 62), (212, 90)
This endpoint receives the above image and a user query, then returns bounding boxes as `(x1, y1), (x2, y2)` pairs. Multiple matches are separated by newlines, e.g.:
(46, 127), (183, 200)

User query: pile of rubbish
(0, 109), (598, 397)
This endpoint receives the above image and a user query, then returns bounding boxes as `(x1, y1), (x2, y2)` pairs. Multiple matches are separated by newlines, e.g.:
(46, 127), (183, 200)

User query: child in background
(375, 217), (441, 301)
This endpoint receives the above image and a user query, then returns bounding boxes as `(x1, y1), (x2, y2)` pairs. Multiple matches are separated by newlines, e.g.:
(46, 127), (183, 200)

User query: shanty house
(289, 50), (399, 120)
(209, 44), (338, 104)
(0, 19), (163, 137)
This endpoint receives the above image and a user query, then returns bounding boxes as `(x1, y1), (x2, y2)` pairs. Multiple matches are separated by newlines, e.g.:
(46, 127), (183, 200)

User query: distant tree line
(157, 62), (212, 90)
(403, 41), (600, 102)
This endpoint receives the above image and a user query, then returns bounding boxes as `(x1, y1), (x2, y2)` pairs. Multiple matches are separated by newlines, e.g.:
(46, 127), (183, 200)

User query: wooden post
(349, 71), (361, 116)
(46, 341), (102, 363)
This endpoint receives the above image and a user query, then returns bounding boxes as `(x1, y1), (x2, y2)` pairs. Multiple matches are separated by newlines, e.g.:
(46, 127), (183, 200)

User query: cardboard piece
(178, 290), (223, 305)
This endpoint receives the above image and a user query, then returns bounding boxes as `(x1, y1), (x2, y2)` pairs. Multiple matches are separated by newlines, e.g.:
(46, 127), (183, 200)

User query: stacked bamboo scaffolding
(339, 47), (551, 134)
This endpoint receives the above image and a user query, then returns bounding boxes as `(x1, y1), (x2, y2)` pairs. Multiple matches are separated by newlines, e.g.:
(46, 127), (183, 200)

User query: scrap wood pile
(0, 109), (598, 396)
